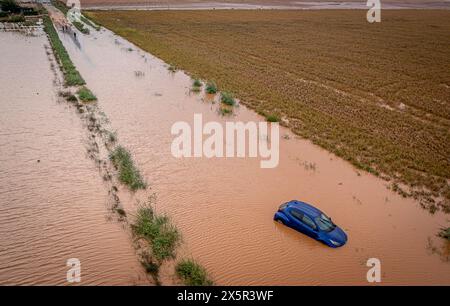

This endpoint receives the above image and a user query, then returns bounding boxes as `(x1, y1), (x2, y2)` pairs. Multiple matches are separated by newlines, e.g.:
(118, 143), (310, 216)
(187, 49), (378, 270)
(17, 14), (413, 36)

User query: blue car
(274, 200), (347, 248)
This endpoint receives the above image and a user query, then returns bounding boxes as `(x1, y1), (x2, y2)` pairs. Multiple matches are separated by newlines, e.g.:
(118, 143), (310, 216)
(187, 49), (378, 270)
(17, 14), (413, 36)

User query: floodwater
(58, 25), (450, 285)
(0, 30), (148, 285)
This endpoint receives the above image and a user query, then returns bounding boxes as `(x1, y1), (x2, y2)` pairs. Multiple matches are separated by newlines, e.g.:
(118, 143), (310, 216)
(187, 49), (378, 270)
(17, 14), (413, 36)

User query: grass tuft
(220, 91), (235, 106)
(266, 114), (280, 122)
(218, 106), (233, 116)
(205, 81), (218, 94)
(109, 146), (146, 191)
(132, 203), (180, 262)
(72, 20), (90, 34)
(176, 259), (213, 286)
(77, 86), (97, 102)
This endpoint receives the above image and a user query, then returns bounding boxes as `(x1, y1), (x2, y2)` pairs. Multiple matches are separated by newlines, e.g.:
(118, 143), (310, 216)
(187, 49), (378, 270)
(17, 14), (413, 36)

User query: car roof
(287, 200), (322, 218)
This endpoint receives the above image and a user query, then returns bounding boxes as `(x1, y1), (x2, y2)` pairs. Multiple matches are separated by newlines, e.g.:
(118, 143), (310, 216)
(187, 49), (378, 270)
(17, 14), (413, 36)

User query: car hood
(327, 226), (348, 244)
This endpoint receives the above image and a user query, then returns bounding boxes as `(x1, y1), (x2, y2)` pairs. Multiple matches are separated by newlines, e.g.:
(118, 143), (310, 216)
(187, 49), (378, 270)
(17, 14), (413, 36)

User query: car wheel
(276, 219), (284, 225)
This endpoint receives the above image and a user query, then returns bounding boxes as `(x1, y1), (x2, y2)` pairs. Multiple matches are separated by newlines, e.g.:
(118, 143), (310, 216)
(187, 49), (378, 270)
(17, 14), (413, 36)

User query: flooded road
(0, 30), (148, 285)
(58, 26), (450, 285)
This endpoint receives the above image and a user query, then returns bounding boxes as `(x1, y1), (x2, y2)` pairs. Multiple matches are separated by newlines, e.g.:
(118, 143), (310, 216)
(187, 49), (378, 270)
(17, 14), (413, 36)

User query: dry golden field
(85, 10), (450, 212)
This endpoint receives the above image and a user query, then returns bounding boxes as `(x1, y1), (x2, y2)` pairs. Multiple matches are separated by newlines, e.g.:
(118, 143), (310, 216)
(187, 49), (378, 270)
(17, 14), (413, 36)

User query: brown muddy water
(0, 30), (148, 285)
(56, 26), (450, 285)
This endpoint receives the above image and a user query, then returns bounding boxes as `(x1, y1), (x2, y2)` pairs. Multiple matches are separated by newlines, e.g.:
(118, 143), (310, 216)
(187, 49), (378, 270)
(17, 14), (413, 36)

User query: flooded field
(0, 30), (148, 285)
(57, 25), (450, 285)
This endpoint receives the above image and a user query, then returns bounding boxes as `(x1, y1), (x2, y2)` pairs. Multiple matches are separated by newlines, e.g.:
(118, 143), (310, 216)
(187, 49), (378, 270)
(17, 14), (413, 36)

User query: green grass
(109, 146), (146, 191)
(133, 204), (180, 262)
(51, 0), (68, 15)
(72, 20), (90, 34)
(176, 259), (213, 286)
(205, 81), (218, 94)
(220, 91), (235, 106)
(266, 114), (280, 122)
(192, 79), (202, 87)
(43, 16), (85, 86)
(76, 86), (97, 102)
(218, 106), (233, 116)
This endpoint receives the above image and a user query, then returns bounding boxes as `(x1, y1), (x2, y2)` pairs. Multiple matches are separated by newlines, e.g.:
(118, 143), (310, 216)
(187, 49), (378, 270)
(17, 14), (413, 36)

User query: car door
(289, 209), (318, 238)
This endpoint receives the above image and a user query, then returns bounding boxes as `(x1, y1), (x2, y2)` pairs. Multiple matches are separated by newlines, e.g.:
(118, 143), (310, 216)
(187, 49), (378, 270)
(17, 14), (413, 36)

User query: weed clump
(176, 259), (213, 286)
(218, 106), (233, 116)
(439, 227), (450, 240)
(205, 81), (218, 94)
(132, 204), (180, 262)
(72, 20), (90, 34)
(168, 65), (177, 72)
(220, 92), (235, 106)
(266, 114), (280, 122)
(77, 86), (97, 102)
(109, 146), (146, 191)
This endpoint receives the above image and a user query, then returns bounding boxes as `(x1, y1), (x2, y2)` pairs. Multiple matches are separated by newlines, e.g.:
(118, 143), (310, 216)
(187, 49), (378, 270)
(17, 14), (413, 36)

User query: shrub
(66, 94), (78, 102)
(133, 204), (180, 262)
(72, 20), (90, 34)
(109, 146), (146, 191)
(266, 114), (280, 122)
(218, 106), (232, 116)
(77, 86), (97, 102)
(192, 79), (202, 87)
(220, 92), (235, 106)
(205, 81), (218, 94)
(176, 259), (213, 286)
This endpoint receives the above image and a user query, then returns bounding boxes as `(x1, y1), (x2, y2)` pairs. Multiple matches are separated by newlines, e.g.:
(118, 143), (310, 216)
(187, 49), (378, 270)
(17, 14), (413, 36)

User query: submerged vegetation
(191, 78), (202, 92)
(133, 203), (180, 263)
(109, 146), (146, 191)
(205, 81), (218, 94)
(176, 259), (213, 286)
(220, 91), (235, 106)
(266, 114), (280, 123)
(439, 228), (450, 241)
(86, 10), (450, 212)
(43, 16), (85, 86)
(77, 86), (97, 102)
(218, 106), (233, 116)
(72, 20), (89, 34)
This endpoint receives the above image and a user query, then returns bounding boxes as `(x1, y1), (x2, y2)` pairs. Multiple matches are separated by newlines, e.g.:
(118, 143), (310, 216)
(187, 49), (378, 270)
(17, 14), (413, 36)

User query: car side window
(290, 209), (303, 222)
(301, 215), (317, 230)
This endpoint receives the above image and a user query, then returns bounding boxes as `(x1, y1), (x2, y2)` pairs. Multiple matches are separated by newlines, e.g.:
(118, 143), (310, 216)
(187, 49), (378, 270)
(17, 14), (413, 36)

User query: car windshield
(315, 214), (336, 232)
